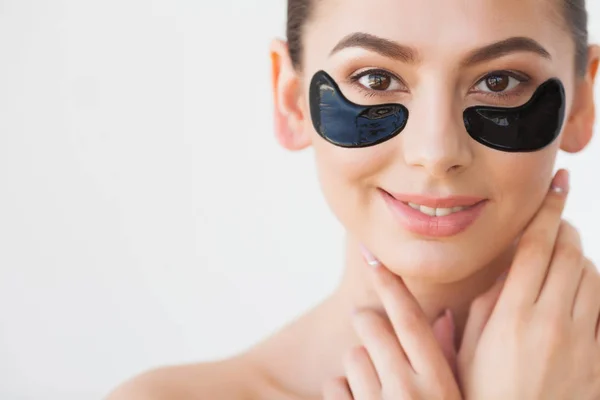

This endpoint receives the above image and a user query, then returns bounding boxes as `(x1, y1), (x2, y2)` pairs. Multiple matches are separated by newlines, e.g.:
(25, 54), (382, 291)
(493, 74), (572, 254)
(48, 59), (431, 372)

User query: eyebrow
(461, 36), (552, 67)
(329, 33), (552, 67)
(330, 32), (419, 63)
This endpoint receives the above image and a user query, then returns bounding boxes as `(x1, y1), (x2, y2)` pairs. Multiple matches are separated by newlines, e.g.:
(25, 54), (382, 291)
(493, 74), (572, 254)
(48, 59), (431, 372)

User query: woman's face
(276, 0), (595, 282)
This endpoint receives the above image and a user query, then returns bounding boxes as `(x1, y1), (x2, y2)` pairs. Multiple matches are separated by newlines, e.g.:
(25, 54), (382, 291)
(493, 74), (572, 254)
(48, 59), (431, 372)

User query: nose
(400, 86), (473, 178)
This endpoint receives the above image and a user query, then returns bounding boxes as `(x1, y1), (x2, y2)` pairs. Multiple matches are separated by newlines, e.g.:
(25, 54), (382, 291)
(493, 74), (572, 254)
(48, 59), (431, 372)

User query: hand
(322, 257), (462, 400)
(457, 169), (600, 399)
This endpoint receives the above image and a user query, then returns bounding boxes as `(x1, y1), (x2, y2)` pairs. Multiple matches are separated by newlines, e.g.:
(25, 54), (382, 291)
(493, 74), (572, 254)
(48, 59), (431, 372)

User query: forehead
(305, 0), (572, 68)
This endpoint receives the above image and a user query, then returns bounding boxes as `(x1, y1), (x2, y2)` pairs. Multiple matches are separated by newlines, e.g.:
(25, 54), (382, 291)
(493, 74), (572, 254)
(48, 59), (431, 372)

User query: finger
(596, 305), (600, 345)
(572, 258), (600, 337)
(596, 314), (600, 345)
(432, 309), (458, 379)
(352, 309), (410, 380)
(344, 346), (381, 400)
(322, 377), (354, 400)
(536, 220), (584, 310)
(458, 276), (505, 366)
(369, 263), (452, 376)
(499, 169), (570, 308)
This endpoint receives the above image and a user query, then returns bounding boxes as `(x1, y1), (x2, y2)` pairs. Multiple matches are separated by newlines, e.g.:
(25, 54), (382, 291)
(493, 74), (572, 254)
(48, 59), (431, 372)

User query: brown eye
(356, 71), (402, 92)
(366, 73), (391, 90)
(475, 73), (521, 94)
(485, 75), (510, 91)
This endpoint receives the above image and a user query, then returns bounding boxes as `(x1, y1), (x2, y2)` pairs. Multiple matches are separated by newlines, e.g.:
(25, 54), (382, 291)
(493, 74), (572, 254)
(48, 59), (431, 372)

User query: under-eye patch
(462, 78), (566, 152)
(309, 70), (409, 148)
(309, 70), (566, 152)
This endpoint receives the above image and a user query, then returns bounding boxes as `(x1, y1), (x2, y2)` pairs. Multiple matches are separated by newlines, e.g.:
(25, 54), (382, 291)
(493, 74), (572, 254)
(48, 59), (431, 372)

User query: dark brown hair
(563, 0), (589, 75)
(286, 0), (589, 76)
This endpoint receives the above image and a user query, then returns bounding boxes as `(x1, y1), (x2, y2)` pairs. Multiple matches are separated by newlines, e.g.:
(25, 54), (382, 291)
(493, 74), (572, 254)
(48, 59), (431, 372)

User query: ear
(270, 38), (311, 151)
(560, 44), (600, 153)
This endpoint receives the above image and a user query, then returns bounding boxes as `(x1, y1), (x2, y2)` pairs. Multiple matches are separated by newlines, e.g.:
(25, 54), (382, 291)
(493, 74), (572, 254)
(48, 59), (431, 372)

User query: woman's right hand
(321, 251), (461, 400)
(457, 169), (600, 400)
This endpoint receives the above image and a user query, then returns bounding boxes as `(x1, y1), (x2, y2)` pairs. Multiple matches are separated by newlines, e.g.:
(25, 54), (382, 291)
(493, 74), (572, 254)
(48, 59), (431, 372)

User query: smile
(403, 202), (472, 217)
(380, 189), (489, 237)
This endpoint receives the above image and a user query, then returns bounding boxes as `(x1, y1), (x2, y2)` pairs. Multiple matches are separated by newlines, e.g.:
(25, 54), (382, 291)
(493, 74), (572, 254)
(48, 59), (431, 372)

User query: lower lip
(381, 190), (488, 238)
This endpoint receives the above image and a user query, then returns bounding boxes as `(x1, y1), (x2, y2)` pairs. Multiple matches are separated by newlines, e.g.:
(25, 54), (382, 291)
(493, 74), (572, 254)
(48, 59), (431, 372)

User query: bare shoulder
(104, 357), (262, 400)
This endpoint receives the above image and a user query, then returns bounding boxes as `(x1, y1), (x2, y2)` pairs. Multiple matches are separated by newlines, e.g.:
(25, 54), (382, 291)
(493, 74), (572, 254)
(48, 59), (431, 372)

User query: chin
(378, 240), (479, 282)
(357, 197), (521, 281)
(367, 225), (516, 283)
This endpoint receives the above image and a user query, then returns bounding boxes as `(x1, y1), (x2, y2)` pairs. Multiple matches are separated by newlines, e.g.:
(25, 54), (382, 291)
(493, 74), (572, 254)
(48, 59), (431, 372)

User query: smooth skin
(325, 256), (463, 399)
(106, 0), (600, 399)
(324, 170), (600, 399)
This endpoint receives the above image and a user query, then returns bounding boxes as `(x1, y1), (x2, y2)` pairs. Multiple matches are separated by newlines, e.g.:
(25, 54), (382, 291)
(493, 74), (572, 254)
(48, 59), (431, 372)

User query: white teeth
(435, 208), (454, 217)
(420, 205), (437, 216)
(408, 202), (421, 210)
(406, 202), (468, 216)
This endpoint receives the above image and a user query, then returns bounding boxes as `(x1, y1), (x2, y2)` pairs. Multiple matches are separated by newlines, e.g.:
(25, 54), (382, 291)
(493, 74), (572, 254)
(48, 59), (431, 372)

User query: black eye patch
(309, 71), (409, 148)
(309, 70), (566, 152)
(462, 78), (566, 152)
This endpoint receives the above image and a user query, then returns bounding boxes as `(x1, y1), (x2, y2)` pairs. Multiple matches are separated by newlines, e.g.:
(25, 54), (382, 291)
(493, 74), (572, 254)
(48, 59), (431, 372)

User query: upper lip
(382, 189), (487, 208)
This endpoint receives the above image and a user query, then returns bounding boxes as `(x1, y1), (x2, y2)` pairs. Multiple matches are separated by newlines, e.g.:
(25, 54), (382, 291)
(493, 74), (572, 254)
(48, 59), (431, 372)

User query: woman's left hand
(322, 257), (462, 400)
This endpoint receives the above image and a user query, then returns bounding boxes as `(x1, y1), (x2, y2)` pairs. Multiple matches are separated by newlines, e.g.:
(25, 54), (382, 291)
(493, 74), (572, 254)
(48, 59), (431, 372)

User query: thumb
(458, 273), (506, 366)
(432, 309), (458, 379)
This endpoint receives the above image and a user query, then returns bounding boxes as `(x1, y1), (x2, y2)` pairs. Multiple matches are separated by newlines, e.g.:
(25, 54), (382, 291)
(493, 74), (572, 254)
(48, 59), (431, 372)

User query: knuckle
(582, 263), (600, 298)
(518, 232), (543, 250)
(398, 307), (427, 333)
(382, 383), (415, 400)
(543, 330), (566, 353)
(321, 377), (347, 397)
(377, 272), (398, 291)
(583, 256), (598, 272)
(581, 261), (597, 281)
(539, 301), (564, 322)
(558, 218), (571, 230)
(543, 196), (565, 216)
(557, 220), (581, 242)
(536, 310), (567, 347)
(344, 345), (367, 368)
(502, 297), (528, 318)
(516, 234), (549, 260)
(593, 358), (600, 381)
(433, 386), (455, 400)
(426, 374), (449, 395)
(354, 309), (384, 336)
(555, 242), (583, 265)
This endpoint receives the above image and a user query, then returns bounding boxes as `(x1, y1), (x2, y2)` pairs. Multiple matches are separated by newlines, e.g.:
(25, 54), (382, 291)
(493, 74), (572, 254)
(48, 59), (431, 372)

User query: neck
(246, 234), (517, 400)
(337, 235), (516, 341)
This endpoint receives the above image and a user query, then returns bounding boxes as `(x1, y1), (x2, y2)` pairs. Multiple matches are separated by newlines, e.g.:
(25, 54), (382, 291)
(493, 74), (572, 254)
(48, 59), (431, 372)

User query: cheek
(311, 137), (393, 227)
(485, 145), (557, 228)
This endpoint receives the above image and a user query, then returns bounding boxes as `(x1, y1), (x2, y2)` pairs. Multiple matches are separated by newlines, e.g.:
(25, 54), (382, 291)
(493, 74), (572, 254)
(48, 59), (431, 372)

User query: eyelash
(348, 68), (405, 98)
(474, 70), (531, 100)
(348, 68), (531, 100)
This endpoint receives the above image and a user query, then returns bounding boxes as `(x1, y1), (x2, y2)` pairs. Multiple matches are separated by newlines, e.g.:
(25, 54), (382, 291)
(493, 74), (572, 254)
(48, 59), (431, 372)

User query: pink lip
(380, 189), (488, 237)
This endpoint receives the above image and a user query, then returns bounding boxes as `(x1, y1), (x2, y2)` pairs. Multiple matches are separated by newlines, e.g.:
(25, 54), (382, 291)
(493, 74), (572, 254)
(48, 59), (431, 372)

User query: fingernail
(550, 169), (570, 194)
(359, 244), (381, 268)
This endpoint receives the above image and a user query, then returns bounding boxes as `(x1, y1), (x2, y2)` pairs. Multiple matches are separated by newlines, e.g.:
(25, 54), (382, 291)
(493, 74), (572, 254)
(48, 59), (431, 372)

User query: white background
(0, 1), (599, 399)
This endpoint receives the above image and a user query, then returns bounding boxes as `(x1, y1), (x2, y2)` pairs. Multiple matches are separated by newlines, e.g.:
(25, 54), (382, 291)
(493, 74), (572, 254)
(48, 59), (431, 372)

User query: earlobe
(559, 94), (594, 153)
(559, 45), (599, 153)
(269, 39), (311, 151)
